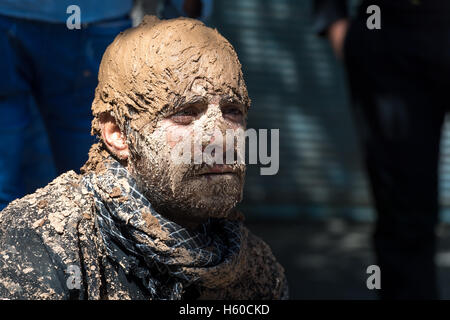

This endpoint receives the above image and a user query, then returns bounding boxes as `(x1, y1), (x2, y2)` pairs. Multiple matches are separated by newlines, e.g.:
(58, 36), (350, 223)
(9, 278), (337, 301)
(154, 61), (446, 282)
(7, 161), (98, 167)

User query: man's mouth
(197, 164), (236, 176)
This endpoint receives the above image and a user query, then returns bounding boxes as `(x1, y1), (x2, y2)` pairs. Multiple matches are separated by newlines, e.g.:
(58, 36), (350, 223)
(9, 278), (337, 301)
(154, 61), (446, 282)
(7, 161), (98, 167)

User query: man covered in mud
(0, 16), (288, 300)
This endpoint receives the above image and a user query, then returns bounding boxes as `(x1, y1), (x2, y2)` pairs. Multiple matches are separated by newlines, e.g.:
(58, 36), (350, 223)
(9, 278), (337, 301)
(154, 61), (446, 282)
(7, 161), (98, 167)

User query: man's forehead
(188, 82), (244, 103)
(180, 94), (245, 107)
(161, 73), (246, 108)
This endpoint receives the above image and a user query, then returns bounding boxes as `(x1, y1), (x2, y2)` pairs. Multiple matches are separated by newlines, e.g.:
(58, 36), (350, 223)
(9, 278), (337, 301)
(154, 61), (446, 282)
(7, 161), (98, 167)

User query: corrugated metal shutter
(208, 0), (450, 222)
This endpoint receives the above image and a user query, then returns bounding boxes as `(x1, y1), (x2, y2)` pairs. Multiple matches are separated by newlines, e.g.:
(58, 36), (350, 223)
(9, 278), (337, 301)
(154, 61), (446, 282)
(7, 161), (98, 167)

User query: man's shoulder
(0, 171), (94, 299)
(243, 227), (289, 299)
(0, 170), (89, 232)
(245, 228), (280, 265)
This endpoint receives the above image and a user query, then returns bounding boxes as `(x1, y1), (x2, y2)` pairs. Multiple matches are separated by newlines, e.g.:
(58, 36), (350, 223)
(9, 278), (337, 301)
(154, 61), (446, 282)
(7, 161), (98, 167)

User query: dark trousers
(0, 14), (131, 209)
(344, 15), (450, 299)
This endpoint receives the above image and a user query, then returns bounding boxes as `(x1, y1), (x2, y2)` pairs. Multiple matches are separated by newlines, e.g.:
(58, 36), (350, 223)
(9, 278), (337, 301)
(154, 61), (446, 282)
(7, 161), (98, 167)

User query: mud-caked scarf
(81, 158), (247, 299)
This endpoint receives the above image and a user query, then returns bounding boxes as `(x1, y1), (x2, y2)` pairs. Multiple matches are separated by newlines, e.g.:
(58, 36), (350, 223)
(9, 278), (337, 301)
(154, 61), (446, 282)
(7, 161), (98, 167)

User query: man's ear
(100, 113), (129, 160)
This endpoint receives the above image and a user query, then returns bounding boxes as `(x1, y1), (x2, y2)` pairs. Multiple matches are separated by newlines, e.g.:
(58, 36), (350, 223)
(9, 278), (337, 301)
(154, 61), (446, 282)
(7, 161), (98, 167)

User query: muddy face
(93, 17), (252, 227)
(128, 84), (247, 227)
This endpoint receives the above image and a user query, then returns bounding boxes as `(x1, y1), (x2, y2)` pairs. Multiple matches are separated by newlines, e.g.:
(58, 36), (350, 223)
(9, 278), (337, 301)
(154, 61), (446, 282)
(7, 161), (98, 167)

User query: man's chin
(184, 176), (243, 211)
(137, 169), (244, 222)
(172, 190), (243, 222)
(153, 195), (240, 228)
(201, 197), (239, 215)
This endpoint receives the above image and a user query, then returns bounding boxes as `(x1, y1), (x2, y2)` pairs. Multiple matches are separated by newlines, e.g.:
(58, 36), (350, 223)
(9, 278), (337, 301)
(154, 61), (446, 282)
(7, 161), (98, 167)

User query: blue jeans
(0, 14), (131, 209)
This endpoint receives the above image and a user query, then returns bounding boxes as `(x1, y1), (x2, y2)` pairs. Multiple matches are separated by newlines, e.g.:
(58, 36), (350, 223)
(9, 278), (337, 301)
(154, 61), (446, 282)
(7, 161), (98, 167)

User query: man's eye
(222, 106), (244, 121)
(170, 108), (198, 125)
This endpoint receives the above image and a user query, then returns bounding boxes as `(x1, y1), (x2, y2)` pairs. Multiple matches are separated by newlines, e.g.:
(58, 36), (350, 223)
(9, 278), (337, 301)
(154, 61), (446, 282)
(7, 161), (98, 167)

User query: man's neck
(154, 205), (209, 231)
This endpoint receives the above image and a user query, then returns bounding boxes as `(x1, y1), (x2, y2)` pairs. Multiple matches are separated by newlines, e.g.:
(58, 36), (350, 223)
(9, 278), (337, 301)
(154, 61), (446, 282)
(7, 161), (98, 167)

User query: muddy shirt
(0, 170), (288, 300)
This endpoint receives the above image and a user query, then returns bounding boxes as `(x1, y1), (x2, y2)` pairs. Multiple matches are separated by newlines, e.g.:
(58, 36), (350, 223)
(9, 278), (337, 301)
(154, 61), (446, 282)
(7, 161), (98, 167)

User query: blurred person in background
(0, 0), (133, 210)
(314, 0), (450, 299)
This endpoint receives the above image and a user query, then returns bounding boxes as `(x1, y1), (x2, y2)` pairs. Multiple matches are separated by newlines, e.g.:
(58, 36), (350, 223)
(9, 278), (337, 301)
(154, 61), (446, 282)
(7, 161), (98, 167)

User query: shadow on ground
(247, 218), (450, 299)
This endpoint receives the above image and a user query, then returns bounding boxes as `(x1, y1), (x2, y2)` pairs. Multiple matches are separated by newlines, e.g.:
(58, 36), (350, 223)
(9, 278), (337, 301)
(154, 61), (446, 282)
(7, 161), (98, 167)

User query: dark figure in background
(314, 0), (450, 299)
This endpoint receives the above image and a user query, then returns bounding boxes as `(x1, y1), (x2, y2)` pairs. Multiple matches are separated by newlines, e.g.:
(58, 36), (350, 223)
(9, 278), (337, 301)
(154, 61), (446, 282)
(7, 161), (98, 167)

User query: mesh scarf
(81, 158), (247, 300)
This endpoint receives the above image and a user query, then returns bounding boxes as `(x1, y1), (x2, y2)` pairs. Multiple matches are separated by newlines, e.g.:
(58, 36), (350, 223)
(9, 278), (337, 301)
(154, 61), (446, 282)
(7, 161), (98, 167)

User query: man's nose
(201, 104), (223, 141)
